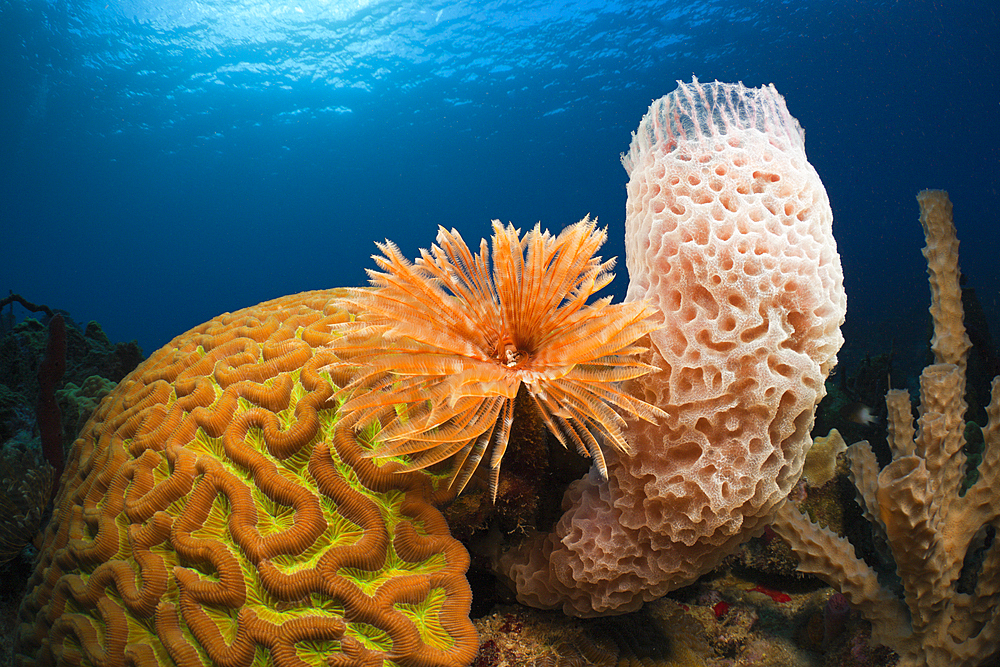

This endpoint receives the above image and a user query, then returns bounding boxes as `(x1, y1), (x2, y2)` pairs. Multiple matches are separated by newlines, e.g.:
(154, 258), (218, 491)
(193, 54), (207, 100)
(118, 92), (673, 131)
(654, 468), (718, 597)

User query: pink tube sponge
(503, 78), (846, 616)
(623, 78), (845, 378)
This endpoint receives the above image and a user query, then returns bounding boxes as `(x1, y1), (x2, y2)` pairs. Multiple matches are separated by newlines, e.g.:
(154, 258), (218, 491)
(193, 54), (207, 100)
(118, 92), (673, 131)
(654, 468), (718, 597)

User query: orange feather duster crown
(327, 216), (665, 500)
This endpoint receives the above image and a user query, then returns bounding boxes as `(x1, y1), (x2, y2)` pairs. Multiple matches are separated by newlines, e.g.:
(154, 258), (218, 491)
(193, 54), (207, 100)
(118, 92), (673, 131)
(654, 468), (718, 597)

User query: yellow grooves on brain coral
(15, 289), (478, 667)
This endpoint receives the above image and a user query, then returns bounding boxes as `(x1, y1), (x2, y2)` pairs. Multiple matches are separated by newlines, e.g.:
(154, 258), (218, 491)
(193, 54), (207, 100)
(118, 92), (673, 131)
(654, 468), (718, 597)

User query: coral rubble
(772, 191), (1000, 666)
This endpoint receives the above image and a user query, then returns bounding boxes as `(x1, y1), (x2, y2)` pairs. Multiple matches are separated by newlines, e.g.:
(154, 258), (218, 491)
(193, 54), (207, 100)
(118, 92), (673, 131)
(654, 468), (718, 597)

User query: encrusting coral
(56, 374), (117, 444)
(326, 217), (665, 501)
(772, 190), (1000, 666)
(801, 428), (848, 487)
(502, 77), (847, 617)
(15, 290), (478, 667)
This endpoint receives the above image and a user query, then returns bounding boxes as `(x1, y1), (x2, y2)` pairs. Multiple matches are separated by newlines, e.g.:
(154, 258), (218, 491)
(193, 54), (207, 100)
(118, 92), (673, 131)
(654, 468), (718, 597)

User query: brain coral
(15, 289), (478, 667)
(503, 78), (846, 616)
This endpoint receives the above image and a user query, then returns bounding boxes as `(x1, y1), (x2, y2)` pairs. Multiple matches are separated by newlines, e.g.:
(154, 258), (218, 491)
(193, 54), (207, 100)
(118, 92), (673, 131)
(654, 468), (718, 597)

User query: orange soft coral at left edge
(15, 289), (478, 667)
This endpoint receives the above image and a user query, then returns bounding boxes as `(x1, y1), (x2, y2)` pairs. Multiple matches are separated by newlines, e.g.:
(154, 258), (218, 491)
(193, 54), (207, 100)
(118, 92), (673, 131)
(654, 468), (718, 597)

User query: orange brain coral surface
(14, 290), (478, 667)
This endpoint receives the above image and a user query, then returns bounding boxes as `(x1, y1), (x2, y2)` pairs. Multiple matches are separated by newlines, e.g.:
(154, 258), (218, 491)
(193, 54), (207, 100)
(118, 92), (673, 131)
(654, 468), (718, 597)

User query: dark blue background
(2, 0), (998, 389)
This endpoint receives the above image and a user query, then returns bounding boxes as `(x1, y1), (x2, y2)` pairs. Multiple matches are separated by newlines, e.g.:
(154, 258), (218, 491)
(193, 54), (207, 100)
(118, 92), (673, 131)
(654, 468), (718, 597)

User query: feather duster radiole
(327, 216), (665, 500)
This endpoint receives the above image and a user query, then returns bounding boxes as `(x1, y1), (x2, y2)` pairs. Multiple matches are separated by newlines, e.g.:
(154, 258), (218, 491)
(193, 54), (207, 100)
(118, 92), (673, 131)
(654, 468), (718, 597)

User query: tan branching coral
(772, 190), (1000, 667)
(16, 290), (478, 667)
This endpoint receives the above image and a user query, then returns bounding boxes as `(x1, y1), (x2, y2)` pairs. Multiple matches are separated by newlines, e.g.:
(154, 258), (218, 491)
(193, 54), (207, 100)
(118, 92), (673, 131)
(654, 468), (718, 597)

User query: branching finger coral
(327, 216), (665, 500)
(772, 191), (1000, 667)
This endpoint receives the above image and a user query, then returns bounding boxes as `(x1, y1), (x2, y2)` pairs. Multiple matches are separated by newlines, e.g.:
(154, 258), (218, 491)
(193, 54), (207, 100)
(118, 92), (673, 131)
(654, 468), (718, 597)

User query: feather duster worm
(327, 216), (665, 500)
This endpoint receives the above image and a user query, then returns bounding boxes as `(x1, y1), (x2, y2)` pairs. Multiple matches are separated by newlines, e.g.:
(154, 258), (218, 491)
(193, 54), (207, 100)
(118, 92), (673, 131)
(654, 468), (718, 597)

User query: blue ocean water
(2, 0), (998, 389)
